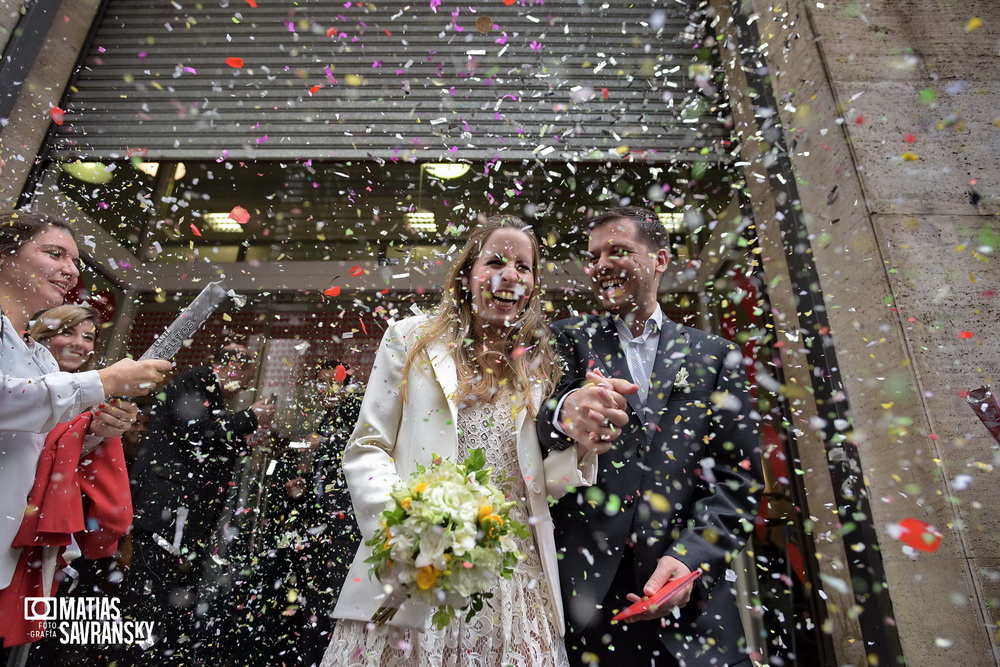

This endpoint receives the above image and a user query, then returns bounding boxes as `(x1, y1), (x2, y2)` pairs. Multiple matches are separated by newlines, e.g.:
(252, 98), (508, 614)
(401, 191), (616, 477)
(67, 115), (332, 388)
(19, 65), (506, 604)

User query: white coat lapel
(427, 339), (460, 426)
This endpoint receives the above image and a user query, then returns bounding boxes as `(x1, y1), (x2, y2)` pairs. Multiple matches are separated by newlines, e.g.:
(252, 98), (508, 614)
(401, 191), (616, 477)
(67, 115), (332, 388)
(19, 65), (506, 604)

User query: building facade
(2, 1), (998, 665)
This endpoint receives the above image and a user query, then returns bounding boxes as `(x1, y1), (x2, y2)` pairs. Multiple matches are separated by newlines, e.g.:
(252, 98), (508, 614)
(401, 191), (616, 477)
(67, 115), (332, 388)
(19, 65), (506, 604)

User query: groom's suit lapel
(643, 318), (691, 431)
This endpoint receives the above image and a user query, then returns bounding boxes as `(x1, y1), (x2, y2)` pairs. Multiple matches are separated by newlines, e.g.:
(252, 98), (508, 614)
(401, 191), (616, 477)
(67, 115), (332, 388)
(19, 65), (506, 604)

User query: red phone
(611, 570), (702, 622)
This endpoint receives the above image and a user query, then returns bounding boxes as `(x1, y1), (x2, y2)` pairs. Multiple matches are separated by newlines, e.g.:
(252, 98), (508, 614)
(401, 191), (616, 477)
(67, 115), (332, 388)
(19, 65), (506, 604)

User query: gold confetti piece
(345, 74), (363, 86)
(901, 152), (919, 161)
(966, 17), (982, 31)
(647, 493), (670, 512)
(881, 402), (894, 409)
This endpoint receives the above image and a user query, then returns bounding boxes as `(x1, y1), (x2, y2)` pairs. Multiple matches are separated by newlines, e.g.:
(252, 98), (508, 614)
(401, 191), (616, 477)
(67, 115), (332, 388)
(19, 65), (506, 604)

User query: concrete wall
(715, 0), (1000, 664)
(0, 0), (101, 206)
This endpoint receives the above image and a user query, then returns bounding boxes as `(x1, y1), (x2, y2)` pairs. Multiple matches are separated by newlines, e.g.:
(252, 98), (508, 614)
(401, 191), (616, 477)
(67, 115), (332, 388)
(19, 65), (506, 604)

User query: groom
(538, 206), (763, 666)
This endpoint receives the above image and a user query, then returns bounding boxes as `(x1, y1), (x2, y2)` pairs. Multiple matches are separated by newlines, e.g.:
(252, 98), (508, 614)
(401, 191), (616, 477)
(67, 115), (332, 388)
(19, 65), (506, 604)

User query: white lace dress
(321, 395), (569, 667)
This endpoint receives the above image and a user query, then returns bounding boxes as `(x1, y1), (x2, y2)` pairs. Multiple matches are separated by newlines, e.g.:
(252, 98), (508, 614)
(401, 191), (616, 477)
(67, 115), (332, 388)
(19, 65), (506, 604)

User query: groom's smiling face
(586, 218), (668, 317)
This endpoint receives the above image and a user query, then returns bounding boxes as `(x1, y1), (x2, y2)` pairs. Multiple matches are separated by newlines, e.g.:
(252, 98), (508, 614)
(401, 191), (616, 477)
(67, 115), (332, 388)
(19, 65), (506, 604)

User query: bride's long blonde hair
(401, 216), (561, 416)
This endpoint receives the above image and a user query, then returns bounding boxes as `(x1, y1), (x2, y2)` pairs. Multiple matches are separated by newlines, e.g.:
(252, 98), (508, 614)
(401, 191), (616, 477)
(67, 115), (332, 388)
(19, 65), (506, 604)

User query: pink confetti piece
(229, 206), (250, 224)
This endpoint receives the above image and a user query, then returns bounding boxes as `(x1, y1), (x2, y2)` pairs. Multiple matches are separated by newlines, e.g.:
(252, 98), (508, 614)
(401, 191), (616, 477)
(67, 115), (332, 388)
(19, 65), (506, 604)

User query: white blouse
(0, 312), (105, 589)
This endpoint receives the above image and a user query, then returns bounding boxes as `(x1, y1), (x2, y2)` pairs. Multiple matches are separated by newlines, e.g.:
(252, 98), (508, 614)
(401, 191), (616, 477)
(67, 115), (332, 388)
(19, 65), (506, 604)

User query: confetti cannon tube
(140, 281), (243, 360)
(967, 386), (1000, 446)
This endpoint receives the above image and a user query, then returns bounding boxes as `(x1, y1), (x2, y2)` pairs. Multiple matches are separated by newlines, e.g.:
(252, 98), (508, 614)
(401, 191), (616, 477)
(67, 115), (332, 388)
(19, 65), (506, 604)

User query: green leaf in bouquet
(508, 519), (530, 540)
(383, 506), (407, 526)
(431, 606), (456, 631)
(464, 447), (487, 474)
(464, 591), (492, 623)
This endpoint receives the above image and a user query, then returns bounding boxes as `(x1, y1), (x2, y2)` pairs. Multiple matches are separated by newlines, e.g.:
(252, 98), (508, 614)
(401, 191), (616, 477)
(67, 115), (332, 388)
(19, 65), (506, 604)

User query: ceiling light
(423, 163), (471, 180)
(203, 212), (244, 233)
(61, 162), (114, 185)
(657, 212), (685, 233)
(405, 211), (437, 232)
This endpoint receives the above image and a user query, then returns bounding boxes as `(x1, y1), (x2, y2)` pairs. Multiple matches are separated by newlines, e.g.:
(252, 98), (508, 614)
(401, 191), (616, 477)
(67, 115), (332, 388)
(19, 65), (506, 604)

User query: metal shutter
(51, 0), (728, 163)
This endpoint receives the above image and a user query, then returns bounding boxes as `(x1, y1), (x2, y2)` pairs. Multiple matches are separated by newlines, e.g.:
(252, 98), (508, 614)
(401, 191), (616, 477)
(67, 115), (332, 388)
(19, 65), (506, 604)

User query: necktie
(625, 338), (651, 406)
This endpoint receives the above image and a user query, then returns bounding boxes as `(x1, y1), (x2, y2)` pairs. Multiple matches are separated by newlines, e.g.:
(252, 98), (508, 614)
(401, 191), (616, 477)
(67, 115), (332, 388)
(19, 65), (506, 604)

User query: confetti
(894, 518), (942, 552)
(323, 286), (342, 297)
(901, 152), (919, 161)
(229, 206), (251, 224)
(245, 0), (257, 6)
(334, 365), (348, 382)
(309, 84), (322, 95)
(349, 265), (365, 277)
(965, 17), (982, 31)
(904, 133), (917, 143)
(49, 107), (66, 125)
(958, 330), (974, 339)
(226, 57), (245, 68)
(190, 223), (202, 237)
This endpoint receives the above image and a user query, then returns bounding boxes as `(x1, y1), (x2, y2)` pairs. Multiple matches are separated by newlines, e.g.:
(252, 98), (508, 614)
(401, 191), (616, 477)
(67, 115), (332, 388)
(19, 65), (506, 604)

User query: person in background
(29, 303), (100, 371)
(225, 359), (363, 666)
(26, 303), (150, 662)
(124, 343), (274, 664)
(0, 211), (170, 651)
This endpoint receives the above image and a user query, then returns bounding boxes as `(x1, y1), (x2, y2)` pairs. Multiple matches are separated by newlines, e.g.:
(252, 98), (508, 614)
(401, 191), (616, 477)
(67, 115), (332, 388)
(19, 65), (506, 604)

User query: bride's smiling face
(467, 228), (536, 331)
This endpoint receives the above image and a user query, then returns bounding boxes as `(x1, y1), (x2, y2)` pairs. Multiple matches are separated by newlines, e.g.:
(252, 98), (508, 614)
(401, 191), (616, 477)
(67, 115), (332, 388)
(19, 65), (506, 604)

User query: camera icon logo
(24, 597), (57, 621)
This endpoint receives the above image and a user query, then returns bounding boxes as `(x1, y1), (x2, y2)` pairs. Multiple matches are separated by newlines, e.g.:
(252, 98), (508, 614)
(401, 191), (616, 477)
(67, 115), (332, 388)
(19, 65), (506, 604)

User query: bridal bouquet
(366, 448), (528, 630)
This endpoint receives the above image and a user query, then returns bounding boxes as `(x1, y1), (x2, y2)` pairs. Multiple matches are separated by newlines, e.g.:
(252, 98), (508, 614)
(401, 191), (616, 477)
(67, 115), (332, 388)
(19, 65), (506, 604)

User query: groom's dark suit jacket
(538, 314), (763, 665)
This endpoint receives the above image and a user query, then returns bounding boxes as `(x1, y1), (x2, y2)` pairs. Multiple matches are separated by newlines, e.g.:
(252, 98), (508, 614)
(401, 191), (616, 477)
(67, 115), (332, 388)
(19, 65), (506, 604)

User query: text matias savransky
(24, 596), (154, 644)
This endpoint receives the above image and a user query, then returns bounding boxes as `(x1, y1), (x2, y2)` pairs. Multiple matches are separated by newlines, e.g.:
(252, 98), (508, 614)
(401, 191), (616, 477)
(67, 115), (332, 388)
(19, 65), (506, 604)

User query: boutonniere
(674, 367), (690, 389)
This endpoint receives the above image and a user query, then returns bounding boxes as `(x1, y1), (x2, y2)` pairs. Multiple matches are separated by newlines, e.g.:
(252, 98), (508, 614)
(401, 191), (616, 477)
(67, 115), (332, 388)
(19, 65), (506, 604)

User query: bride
(321, 216), (598, 666)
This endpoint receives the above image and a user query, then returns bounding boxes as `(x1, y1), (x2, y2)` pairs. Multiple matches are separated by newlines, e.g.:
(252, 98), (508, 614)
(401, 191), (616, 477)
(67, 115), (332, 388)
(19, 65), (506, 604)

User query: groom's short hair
(587, 206), (670, 252)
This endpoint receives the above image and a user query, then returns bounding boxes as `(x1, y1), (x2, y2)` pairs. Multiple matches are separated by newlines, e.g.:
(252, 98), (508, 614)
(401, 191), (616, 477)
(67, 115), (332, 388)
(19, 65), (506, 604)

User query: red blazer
(0, 411), (132, 647)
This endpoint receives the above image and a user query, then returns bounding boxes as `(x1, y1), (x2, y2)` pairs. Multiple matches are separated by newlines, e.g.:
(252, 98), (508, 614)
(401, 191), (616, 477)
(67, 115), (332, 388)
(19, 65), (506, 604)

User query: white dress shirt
(0, 312), (105, 589)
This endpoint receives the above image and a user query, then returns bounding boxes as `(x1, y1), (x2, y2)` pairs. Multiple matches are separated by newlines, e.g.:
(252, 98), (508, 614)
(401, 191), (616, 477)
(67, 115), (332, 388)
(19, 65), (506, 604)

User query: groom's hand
(559, 370), (635, 453)
(622, 556), (694, 623)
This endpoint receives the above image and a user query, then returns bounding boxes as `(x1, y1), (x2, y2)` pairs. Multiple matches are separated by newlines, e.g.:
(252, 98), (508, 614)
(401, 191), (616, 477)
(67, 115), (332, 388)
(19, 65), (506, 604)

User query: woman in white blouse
(0, 211), (170, 594)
